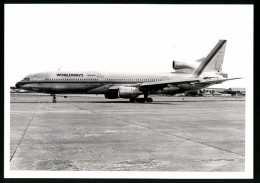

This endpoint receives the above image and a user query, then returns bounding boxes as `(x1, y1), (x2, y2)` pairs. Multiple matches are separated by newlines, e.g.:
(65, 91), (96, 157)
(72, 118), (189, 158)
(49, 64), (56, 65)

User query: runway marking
(70, 104), (94, 113)
(10, 108), (244, 114)
(72, 103), (244, 158)
(11, 111), (92, 114)
(108, 115), (245, 157)
(10, 102), (41, 162)
(95, 109), (244, 112)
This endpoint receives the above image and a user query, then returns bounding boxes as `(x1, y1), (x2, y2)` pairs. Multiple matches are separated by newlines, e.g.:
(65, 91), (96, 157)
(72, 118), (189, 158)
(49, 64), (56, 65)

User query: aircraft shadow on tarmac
(11, 100), (184, 104)
(11, 101), (174, 104)
(10, 99), (241, 104)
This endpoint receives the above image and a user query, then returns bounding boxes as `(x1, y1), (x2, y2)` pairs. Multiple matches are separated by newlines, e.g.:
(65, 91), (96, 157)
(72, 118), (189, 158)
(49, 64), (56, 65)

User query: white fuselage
(16, 71), (207, 95)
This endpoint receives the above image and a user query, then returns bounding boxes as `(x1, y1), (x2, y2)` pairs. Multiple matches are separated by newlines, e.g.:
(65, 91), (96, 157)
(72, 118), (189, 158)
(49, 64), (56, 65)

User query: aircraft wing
(139, 77), (241, 90)
(139, 78), (201, 89)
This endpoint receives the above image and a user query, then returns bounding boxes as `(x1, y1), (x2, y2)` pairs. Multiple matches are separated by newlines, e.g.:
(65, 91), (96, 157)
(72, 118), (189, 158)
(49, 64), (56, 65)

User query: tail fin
(193, 40), (227, 77)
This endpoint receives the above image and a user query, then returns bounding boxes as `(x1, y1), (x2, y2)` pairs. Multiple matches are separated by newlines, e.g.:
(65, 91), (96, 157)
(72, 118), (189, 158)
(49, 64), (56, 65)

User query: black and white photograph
(4, 4), (253, 179)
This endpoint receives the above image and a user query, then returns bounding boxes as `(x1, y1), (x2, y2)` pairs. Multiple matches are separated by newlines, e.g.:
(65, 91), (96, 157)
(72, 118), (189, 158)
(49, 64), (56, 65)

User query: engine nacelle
(118, 86), (142, 98)
(105, 87), (142, 99)
(218, 72), (228, 78)
(172, 61), (194, 70)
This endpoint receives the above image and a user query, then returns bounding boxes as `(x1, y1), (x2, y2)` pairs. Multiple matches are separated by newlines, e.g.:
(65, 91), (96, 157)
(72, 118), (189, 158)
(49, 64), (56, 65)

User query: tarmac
(10, 93), (245, 171)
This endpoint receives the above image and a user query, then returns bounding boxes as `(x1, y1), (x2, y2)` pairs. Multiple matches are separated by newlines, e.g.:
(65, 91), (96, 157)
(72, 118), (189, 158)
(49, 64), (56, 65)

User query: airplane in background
(15, 40), (241, 103)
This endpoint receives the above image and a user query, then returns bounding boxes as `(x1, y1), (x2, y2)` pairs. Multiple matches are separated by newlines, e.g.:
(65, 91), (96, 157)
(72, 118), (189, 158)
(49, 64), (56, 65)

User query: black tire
(129, 98), (136, 103)
(147, 98), (153, 103)
(136, 98), (146, 103)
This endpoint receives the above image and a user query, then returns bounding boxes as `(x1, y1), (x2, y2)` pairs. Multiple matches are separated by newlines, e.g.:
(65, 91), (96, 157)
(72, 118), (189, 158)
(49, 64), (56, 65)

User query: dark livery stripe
(193, 40), (226, 77)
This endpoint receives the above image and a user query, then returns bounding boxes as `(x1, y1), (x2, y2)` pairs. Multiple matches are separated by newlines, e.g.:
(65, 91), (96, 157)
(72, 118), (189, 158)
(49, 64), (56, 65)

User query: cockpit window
(23, 78), (30, 81)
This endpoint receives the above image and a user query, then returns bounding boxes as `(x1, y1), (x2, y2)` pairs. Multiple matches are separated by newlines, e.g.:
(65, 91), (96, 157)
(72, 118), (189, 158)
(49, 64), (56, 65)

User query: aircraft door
(36, 76), (42, 85)
(98, 75), (105, 85)
(162, 76), (169, 80)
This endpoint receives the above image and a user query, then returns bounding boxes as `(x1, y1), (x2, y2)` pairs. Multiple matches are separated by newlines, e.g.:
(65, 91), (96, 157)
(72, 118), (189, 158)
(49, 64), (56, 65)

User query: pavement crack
(103, 115), (245, 157)
(69, 104), (244, 157)
(10, 102), (41, 162)
(71, 104), (85, 111)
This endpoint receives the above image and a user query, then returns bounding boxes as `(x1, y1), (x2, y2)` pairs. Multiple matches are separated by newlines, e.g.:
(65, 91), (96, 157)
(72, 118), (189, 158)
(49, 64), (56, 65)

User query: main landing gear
(51, 94), (57, 103)
(129, 93), (153, 103)
(136, 98), (153, 103)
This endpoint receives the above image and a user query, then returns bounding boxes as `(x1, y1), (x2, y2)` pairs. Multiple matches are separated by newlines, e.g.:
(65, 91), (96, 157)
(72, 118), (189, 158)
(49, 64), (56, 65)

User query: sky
(5, 4), (253, 88)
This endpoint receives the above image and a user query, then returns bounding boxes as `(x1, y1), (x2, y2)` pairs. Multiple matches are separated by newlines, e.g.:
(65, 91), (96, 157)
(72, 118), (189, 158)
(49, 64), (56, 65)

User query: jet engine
(172, 61), (194, 70)
(118, 86), (142, 98)
(105, 86), (142, 99)
(218, 72), (228, 78)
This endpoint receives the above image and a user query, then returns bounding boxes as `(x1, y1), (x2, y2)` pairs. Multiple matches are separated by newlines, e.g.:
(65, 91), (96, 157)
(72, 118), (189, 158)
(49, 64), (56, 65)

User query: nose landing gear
(51, 94), (57, 103)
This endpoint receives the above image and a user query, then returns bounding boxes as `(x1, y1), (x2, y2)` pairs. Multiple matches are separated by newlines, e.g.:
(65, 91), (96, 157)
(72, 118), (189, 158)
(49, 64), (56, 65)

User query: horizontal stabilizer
(199, 77), (242, 84)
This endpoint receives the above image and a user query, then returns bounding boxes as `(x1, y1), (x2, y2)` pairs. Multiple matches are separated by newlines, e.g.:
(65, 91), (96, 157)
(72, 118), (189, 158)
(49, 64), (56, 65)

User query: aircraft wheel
(51, 94), (57, 103)
(129, 98), (136, 103)
(136, 98), (146, 103)
(146, 98), (153, 103)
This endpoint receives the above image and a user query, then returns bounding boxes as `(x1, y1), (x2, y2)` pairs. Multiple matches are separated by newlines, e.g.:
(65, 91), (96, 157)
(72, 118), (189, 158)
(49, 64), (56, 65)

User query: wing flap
(140, 78), (200, 89)
(139, 77), (241, 90)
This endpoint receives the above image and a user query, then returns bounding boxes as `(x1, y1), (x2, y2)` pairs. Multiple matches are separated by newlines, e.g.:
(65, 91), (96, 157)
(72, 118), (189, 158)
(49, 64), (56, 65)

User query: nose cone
(15, 82), (22, 89)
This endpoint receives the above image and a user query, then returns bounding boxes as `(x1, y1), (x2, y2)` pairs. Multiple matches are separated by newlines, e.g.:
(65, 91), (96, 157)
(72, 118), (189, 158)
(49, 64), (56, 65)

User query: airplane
(219, 88), (243, 96)
(15, 40), (241, 103)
